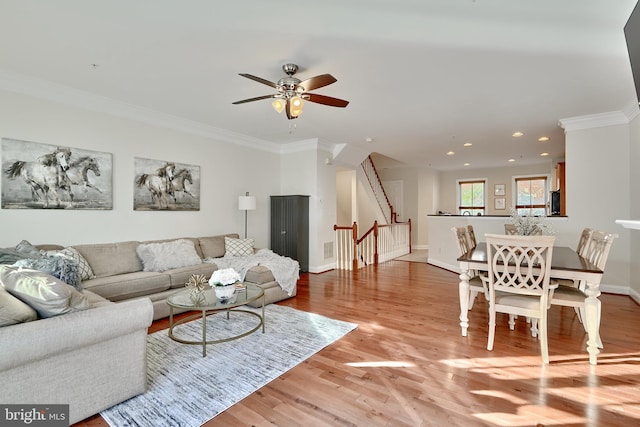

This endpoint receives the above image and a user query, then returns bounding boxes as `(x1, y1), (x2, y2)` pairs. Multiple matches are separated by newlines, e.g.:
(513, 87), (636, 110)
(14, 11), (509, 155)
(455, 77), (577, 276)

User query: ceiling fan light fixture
(272, 98), (286, 113)
(290, 96), (304, 116)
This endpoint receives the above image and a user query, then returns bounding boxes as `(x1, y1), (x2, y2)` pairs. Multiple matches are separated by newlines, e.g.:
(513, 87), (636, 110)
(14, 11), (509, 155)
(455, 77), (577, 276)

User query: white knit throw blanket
(204, 249), (299, 295)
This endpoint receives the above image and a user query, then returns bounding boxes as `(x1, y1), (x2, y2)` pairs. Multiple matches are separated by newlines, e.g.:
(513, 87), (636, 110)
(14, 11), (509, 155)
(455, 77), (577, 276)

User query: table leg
(459, 266), (471, 337)
(262, 295), (266, 333)
(583, 281), (601, 365)
(201, 309), (207, 357)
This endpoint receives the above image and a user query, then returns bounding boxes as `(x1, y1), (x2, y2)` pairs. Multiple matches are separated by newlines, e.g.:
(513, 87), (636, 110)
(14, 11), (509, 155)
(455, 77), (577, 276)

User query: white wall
(278, 141), (337, 273)
(629, 113), (640, 300)
(0, 90), (280, 248)
(564, 122), (630, 292)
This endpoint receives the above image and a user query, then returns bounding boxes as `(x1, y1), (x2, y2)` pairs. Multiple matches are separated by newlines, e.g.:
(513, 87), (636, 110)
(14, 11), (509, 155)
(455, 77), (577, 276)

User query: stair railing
(334, 219), (411, 270)
(361, 155), (396, 223)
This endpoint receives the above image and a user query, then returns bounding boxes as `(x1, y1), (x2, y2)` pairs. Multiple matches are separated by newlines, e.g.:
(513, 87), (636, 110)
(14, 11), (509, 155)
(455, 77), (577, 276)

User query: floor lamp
(238, 192), (256, 238)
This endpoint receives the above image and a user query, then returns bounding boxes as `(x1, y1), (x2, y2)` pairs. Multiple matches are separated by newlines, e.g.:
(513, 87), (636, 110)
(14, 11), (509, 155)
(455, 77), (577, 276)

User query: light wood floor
(76, 260), (640, 427)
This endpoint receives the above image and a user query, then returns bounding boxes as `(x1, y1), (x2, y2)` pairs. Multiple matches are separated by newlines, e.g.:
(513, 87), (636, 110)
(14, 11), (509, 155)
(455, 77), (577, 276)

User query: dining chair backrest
(466, 225), (477, 248)
(452, 226), (472, 256)
(485, 233), (556, 296)
(576, 228), (593, 257)
(504, 224), (517, 235)
(582, 230), (618, 270)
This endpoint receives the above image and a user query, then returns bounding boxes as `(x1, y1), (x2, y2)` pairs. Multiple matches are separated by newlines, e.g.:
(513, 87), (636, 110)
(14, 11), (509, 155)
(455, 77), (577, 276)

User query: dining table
(457, 242), (604, 365)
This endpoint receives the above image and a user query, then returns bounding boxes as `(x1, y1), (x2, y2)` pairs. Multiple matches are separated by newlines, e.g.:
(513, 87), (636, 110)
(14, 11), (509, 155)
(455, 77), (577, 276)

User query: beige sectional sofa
(0, 233), (298, 424)
(61, 233), (296, 319)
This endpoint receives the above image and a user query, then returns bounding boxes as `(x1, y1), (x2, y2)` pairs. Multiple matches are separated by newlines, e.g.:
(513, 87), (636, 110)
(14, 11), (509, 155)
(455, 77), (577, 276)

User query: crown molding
(623, 98), (640, 121)
(0, 68), (281, 153)
(558, 110), (629, 132)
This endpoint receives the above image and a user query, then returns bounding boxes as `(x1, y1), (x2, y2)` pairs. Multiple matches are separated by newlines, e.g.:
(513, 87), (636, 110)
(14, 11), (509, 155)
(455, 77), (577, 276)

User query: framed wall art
(494, 197), (506, 210)
(1, 138), (113, 210)
(133, 157), (200, 211)
(494, 184), (505, 196)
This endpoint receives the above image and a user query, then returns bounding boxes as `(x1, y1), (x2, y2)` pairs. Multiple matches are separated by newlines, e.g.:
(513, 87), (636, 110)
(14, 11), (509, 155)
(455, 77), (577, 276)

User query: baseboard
(309, 262), (335, 274)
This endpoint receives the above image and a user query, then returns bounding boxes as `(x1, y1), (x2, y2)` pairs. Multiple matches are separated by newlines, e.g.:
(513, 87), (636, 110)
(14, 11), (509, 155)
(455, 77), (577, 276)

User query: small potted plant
(209, 268), (241, 302)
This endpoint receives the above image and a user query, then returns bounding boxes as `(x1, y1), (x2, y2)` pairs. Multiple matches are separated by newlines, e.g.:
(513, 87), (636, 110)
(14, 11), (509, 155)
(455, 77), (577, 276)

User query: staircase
(334, 155), (411, 270)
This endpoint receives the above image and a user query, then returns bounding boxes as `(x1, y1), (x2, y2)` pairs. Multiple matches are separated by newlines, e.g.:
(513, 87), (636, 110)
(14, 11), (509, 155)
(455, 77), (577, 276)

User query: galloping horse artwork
(1, 138), (113, 209)
(133, 157), (200, 211)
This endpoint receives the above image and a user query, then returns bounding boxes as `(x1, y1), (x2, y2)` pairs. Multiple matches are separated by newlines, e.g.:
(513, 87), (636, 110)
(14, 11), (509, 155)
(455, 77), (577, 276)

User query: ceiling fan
(232, 63), (349, 120)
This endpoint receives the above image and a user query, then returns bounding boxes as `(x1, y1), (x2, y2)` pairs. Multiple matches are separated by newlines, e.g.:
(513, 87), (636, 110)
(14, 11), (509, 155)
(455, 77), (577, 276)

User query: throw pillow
(224, 237), (254, 257)
(59, 246), (95, 281)
(0, 248), (36, 265)
(0, 285), (38, 326)
(136, 239), (202, 272)
(0, 266), (92, 318)
(13, 255), (82, 291)
(14, 240), (42, 258)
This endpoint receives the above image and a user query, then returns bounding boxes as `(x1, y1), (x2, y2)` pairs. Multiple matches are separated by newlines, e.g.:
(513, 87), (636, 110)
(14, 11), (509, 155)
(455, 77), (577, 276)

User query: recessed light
(464, 163), (470, 166)
(512, 132), (524, 137)
(508, 158), (516, 162)
(538, 136), (550, 142)
(447, 151), (455, 156)
(540, 152), (549, 156)
(463, 142), (473, 147)
(365, 137), (374, 143)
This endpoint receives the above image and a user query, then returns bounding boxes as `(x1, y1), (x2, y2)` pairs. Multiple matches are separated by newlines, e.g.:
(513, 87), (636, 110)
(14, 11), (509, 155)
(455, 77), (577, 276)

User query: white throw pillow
(0, 266), (92, 318)
(225, 237), (254, 257)
(136, 239), (202, 272)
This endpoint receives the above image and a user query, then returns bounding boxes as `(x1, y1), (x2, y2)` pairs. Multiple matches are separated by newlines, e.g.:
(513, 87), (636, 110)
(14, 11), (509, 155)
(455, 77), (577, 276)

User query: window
(515, 176), (547, 216)
(459, 180), (485, 215)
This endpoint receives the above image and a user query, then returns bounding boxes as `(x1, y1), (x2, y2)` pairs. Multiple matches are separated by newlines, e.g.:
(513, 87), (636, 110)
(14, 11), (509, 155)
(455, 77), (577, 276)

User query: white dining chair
(550, 230), (618, 347)
(504, 224), (517, 235)
(553, 227), (593, 289)
(485, 233), (557, 364)
(466, 224), (477, 248)
(451, 226), (488, 309)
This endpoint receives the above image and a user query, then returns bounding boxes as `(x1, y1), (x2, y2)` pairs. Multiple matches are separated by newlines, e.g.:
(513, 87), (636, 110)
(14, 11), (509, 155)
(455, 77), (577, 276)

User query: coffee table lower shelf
(168, 308), (264, 357)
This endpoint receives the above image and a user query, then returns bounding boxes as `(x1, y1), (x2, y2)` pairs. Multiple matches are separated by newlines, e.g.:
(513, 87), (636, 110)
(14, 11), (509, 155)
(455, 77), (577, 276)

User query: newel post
(352, 221), (358, 271)
(373, 220), (379, 265)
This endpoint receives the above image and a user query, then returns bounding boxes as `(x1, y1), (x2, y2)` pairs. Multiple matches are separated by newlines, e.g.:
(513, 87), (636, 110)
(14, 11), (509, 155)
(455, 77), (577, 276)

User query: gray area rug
(101, 304), (357, 427)
(395, 249), (428, 263)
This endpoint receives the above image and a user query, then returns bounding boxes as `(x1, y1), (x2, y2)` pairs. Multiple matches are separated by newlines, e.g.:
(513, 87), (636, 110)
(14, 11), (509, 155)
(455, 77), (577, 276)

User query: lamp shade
(238, 195), (256, 211)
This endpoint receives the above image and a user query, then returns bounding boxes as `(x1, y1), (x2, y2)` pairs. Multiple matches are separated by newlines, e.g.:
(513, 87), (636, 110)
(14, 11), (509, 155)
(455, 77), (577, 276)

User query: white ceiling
(0, 0), (638, 171)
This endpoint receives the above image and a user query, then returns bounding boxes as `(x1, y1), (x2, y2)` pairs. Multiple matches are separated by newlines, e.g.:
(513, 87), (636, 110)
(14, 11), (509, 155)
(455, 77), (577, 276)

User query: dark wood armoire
(270, 195), (309, 272)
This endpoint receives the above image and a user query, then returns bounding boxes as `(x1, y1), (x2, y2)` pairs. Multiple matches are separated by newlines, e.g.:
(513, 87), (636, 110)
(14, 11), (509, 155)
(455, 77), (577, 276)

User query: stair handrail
(362, 155), (397, 223)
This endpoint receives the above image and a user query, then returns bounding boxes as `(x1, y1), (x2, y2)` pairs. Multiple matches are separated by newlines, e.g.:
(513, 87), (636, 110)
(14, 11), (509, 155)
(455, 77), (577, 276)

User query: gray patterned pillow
(224, 237), (254, 257)
(13, 255), (81, 291)
(59, 247), (95, 281)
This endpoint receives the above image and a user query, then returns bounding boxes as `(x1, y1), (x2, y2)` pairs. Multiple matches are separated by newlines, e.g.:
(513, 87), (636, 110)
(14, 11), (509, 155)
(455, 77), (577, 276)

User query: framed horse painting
(1, 138), (113, 210)
(133, 157), (200, 211)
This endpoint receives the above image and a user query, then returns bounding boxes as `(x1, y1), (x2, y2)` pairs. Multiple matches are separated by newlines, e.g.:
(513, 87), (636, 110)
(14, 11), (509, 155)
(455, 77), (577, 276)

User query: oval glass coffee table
(167, 284), (265, 357)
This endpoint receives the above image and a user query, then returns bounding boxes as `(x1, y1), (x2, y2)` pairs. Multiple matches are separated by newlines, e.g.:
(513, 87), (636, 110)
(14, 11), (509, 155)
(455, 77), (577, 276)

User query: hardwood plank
(73, 260), (640, 426)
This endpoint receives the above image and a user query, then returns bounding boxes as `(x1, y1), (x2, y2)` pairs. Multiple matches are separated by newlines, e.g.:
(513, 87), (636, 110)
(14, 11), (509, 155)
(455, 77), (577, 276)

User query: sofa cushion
(74, 241), (142, 277)
(81, 271), (171, 301)
(225, 237), (254, 257)
(0, 266), (91, 318)
(244, 265), (276, 284)
(199, 234), (239, 259)
(136, 239), (202, 273)
(0, 285), (37, 326)
(165, 263), (217, 289)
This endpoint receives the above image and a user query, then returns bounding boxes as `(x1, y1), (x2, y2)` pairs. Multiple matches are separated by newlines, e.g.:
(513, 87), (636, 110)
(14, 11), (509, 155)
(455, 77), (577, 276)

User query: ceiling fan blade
(232, 94), (276, 104)
(238, 73), (277, 88)
(304, 93), (349, 108)
(298, 74), (337, 91)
